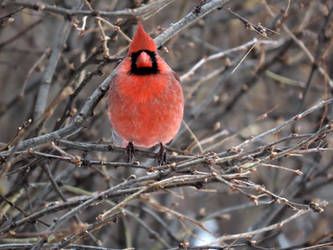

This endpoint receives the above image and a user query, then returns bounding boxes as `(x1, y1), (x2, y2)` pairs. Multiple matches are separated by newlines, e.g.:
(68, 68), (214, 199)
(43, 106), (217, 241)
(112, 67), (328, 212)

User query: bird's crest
(129, 22), (157, 54)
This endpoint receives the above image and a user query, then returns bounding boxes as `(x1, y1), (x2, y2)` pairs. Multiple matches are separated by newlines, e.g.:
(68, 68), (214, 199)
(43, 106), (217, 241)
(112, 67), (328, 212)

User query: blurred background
(0, 0), (332, 249)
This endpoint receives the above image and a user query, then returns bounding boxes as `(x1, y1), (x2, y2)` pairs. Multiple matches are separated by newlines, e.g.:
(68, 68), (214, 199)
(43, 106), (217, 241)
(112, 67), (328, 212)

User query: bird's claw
(126, 142), (135, 162)
(157, 143), (167, 165)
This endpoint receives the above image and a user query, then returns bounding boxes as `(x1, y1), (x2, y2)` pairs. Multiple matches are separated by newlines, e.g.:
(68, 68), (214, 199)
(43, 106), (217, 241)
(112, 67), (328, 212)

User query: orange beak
(136, 51), (152, 68)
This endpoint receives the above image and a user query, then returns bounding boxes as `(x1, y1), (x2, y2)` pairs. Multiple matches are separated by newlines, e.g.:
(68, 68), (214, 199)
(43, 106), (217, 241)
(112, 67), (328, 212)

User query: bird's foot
(157, 143), (167, 165)
(126, 142), (135, 162)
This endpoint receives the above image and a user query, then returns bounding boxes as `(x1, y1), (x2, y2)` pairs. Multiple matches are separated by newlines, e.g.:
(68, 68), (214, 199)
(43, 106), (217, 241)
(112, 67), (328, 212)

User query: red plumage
(108, 22), (184, 148)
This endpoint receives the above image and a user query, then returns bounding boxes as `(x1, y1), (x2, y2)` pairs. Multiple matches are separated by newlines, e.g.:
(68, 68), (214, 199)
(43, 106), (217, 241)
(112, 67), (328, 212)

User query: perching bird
(108, 22), (184, 164)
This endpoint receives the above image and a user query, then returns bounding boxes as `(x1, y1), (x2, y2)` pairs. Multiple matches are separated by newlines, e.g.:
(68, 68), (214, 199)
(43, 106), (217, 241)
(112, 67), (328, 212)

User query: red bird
(108, 22), (184, 163)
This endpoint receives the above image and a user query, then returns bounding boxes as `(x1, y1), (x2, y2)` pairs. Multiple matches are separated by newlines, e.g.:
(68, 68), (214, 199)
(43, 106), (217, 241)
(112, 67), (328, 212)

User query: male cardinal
(108, 22), (184, 163)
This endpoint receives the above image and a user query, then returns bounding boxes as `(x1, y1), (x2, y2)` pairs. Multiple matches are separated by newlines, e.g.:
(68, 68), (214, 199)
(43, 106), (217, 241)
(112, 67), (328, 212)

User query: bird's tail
(112, 128), (128, 148)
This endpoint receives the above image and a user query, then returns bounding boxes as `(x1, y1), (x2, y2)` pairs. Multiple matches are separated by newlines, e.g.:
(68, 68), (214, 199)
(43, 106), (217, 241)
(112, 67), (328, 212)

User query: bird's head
(129, 22), (159, 75)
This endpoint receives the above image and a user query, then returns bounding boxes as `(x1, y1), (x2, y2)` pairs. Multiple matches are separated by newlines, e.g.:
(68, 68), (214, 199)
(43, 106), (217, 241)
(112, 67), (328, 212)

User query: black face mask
(130, 50), (159, 75)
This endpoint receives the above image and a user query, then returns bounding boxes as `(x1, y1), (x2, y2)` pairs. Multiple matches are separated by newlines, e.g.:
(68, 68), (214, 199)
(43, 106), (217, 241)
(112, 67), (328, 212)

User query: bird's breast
(116, 73), (170, 103)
